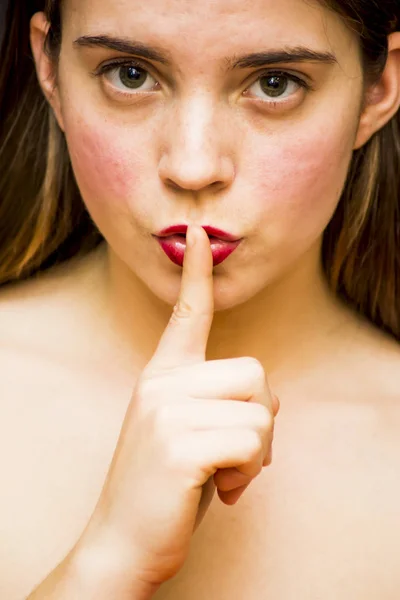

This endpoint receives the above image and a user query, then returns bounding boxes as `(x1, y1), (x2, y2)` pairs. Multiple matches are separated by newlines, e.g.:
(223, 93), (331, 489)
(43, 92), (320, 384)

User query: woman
(0, 0), (400, 598)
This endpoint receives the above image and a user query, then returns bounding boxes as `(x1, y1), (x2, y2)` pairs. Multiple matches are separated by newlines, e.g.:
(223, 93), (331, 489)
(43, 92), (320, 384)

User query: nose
(158, 97), (235, 193)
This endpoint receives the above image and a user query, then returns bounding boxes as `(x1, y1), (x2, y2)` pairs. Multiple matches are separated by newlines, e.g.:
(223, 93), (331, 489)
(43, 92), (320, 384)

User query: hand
(84, 224), (279, 588)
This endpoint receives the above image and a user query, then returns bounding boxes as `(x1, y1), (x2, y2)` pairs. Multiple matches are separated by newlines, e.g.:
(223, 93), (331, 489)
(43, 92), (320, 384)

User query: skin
(0, 2), (396, 598)
(30, 0), (400, 375)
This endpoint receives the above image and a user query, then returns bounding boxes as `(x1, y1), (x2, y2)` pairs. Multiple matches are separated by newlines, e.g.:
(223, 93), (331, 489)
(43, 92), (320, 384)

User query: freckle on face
(66, 107), (354, 263)
(67, 124), (140, 205)
(245, 117), (353, 240)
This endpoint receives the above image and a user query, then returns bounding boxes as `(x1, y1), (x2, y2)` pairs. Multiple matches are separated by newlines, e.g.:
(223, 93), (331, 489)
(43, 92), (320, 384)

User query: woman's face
(53, 0), (364, 310)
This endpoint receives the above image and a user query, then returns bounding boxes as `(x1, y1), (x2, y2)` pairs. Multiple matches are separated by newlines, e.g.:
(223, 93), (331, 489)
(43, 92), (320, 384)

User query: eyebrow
(73, 35), (338, 69)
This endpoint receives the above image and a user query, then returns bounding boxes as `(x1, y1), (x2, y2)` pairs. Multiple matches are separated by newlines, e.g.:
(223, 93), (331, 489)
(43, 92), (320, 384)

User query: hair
(0, 1), (399, 338)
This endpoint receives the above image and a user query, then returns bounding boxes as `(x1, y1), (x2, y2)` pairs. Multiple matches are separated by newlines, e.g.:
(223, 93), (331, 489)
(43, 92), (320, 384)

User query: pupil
(260, 76), (288, 98)
(119, 66), (147, 89)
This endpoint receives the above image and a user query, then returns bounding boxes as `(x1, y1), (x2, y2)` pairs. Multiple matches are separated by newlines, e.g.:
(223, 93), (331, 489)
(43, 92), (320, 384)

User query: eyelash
(92, 58), (313, 103)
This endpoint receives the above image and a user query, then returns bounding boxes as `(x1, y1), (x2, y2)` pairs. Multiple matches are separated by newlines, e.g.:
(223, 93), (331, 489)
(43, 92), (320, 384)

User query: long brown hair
(0, 1), (399, 339)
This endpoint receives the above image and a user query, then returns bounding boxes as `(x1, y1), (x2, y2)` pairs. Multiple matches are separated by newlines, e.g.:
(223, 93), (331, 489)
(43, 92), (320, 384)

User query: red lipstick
(154, 224), (242, 267)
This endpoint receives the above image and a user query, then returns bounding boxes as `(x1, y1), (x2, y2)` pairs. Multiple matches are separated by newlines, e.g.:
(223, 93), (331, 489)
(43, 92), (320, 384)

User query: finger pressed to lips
(148, 224), (215, 370)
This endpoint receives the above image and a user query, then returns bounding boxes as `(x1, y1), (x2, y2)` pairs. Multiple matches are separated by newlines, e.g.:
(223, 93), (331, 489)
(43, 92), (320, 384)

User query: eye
(246, 71), (310, 103)
(94, 60), (159, 94)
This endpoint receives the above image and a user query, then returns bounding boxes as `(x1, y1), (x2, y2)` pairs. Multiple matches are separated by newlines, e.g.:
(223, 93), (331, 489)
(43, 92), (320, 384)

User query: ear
(30, 12), (65, 132)
(354, 31), (400, 150)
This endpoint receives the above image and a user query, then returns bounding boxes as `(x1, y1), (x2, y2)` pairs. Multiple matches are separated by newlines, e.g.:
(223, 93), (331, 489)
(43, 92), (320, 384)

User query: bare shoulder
(346, 315), (400, 399)
(276, 307), (400, 443)
(0, 244), (107, 356)
(0, 242), (132, 408)
(300, 310), (400, 446)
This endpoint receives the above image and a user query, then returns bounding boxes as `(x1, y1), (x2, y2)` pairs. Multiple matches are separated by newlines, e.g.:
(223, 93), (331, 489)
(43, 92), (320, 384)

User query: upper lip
(156, 224), (241, 242)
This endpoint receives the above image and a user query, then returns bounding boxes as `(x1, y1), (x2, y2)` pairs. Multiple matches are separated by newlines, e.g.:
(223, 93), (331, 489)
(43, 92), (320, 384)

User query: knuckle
(171, 300), (192, 321)
(170, 301), (210, 326)
(138, 371), (178, 400)
(135, 379), (174, 424)
(243, 357), (266, 382)
(136, 374), (160, 400)
(243, 431), (264, 460)
(255, 404), (273, 432)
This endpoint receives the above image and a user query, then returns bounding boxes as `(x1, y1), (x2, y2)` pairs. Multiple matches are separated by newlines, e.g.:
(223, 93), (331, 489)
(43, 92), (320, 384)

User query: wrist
(70, 531), (161, 600)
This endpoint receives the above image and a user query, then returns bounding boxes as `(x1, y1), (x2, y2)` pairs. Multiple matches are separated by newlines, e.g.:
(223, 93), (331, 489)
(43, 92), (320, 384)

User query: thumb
(148, 225), (215, 371)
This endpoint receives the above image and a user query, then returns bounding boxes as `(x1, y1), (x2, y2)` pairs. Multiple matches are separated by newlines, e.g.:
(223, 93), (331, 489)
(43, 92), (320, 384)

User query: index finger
(147, 224), (215, 371)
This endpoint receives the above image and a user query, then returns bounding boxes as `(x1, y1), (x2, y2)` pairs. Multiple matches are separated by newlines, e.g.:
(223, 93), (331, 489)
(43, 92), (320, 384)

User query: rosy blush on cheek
(66, 125), (140, 209)
(256, 124), (353, 232)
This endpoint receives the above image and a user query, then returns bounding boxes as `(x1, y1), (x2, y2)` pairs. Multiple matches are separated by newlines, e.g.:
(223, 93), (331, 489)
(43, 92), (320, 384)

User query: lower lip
(156, 235), (242, 267)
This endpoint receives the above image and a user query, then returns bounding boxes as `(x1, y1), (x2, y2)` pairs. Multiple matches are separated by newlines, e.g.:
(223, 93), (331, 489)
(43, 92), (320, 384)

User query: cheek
(250, 124), (354, 236)
(65, 123), (140, 209)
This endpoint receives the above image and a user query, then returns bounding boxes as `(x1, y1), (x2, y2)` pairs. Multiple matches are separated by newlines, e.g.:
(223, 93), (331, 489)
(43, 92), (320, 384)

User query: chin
(148, 268), (263, 313)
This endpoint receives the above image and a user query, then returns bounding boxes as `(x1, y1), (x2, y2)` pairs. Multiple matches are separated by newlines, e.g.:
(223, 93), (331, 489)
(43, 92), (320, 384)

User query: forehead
(64, 0), (357, 64)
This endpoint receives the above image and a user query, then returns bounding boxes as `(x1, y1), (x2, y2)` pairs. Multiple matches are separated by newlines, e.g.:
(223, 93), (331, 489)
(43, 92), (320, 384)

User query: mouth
(155, 231), (243, 268)
(156, 224), (241, 243)
(169, 233), (219, 242)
